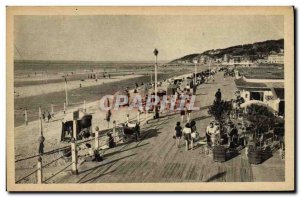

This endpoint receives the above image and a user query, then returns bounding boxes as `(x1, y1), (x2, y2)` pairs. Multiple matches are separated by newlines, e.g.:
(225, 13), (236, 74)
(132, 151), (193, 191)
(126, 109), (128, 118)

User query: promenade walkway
(55, 72), (284, 183)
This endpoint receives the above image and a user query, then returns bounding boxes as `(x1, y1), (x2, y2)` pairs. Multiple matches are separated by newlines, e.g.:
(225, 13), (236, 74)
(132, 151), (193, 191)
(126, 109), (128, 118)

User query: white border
(1, 0), (299, 197)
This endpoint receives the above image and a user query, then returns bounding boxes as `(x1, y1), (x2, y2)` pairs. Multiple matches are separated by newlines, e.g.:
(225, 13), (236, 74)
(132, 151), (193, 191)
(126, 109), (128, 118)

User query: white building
(267, 51), (284, 64)
(235, 75), (284, 115)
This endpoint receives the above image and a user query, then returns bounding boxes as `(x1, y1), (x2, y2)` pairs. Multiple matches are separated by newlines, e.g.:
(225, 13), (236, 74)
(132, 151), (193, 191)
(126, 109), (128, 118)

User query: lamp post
(65, 77), (68, 106)
(150, 68), (153, 84)
(153, 48), (159, 117)
(208, 59), (211, 79)
(193, 59), (198, 85)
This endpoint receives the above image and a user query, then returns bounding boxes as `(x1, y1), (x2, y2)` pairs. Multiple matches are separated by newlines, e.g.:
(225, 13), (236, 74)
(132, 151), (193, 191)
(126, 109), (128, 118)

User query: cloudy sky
(14, 15), (283, 61)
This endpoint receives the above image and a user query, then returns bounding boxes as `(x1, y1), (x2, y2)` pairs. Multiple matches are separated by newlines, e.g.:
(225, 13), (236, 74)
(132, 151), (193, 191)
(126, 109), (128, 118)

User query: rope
(15, 169), (38, 183)
(43, 163), (72, 183)
(42, 155), (65, 168)
(15, 145), (71, 163)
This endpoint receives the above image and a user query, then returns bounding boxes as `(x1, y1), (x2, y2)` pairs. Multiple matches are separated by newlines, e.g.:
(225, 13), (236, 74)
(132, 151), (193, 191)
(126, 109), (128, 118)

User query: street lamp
(193, 59), (198, 85)
(153, 48), (159, 118)
(153, 48), (159, 98)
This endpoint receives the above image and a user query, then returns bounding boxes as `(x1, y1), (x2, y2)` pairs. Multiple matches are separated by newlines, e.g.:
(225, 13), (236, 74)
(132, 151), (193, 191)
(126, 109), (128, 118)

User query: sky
(14, 15), (283, 62)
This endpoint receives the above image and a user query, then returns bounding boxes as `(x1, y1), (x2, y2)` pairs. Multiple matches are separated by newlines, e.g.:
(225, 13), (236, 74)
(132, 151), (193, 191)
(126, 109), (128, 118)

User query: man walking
(215, 88), (222, 103)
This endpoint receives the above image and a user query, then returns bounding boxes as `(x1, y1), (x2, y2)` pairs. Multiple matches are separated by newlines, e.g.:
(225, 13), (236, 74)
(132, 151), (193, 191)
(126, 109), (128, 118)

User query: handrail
(15, 145), (71, 163)
(15, 108), (145, 184)
(43, 163), (72, 183)
(15, 169), (38, 183)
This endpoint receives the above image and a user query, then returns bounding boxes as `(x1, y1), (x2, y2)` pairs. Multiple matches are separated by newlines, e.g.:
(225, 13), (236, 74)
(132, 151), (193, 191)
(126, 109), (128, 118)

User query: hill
(170, 39), (284, 64)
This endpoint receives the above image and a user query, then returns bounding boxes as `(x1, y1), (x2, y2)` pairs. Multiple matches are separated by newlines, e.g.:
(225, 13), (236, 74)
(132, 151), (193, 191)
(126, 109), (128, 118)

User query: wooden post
(137, 110), (140, 123)
(63, 102), (66, 114)
(146, 109), (148, 123)
(37, 156), (43, 184)
(51, 103), (54, 115)
(39, 107), (43, 135)
(39, 106), (41, 119)
(71, 138), (78, 175)
(113, 120), (118, 143)
(40, 117), (43, 136)
(73, 120), (77, 140)
(83, 100), (86, 112)
(95, 130), (99, 150)
(24, 108), (28, 126)
(65, 79), (68, 106)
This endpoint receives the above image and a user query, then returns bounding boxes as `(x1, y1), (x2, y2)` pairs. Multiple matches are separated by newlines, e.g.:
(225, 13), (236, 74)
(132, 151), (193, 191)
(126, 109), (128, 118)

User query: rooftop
(235, 76), (284, 90)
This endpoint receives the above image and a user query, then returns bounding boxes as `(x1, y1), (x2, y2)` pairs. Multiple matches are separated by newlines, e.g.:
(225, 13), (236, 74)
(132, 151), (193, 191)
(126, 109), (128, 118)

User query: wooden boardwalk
(55, 73), (284, 183)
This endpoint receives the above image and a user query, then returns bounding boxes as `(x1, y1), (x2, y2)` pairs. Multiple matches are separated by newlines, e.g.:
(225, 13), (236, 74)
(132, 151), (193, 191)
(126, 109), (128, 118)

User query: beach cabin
(61, 110), (93, 141)
(235, 76), (284, 116)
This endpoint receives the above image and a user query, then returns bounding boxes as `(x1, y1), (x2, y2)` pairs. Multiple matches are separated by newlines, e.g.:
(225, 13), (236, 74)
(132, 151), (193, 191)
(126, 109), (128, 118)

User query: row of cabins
(234, 67), (284, 116)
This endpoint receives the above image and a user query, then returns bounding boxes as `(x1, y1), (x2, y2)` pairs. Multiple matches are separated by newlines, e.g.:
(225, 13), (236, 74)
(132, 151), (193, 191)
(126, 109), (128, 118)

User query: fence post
(137, 110), (140, 123)
(37, 156), (43, 184)
(83, 100), (86, 112)
(24, 108), (28, 126)
(73, 120), (77, 140)
(51, 103), (54, 115)
(95, 129), (99, 150)
(71, 137), (78, 175)
(113, 120), (119, 143)
(39, 106), (41, 119)
(64, 102), (66, 114)
(39, 106), (43, 135)
(146, 109), (148, 123)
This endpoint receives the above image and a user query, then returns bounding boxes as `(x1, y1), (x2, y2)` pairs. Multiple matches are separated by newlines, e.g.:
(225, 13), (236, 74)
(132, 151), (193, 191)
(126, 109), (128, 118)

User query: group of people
(42, 111), (53, 122)
(174, 120), (199, 151)
(205, 120), (240, 149)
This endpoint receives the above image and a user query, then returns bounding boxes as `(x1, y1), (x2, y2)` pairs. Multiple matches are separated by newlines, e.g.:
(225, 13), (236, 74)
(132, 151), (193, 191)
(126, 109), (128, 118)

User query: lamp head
(153, 48), (159, 56)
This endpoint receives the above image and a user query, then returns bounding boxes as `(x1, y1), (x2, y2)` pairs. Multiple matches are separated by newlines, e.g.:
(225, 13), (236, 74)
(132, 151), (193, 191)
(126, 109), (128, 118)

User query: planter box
(213, 146), (227, 162)
(248, 149), (262, 164)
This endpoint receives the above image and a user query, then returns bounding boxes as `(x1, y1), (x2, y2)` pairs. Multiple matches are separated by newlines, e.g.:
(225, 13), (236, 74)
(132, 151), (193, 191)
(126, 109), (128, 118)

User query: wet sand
(15, 75), (143, 98)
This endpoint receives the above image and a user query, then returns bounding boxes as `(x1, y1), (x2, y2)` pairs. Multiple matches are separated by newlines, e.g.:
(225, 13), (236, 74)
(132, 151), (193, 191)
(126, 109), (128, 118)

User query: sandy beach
(14, 75), (143, 98)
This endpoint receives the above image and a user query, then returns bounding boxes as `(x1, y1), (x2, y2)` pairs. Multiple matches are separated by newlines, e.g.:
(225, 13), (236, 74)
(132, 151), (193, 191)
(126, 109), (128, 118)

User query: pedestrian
(107, 133), (116, 148)
(24, 108), (28, 126)
(42, 112), (46, 121)
(174, 122), (182, 148)
(47, 112), (51, 122)
(228, 124), (238, 146)
(186, 101), (192, 123)
(84, 143), (103, 162)
(206, 122), (215, 146)
(192, 84), (197, 95)
(105, 110), (112, 128)
(180, 106), (186, 123)
(215, 88), (222, 103)
(38, 136), (45, 155)
(183, 123), (192, 151)
(190, 120), (197, 149)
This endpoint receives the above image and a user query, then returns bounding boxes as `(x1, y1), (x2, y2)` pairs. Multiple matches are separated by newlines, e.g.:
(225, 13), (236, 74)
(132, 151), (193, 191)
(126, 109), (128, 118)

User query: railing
(14, 109), (150, 184)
